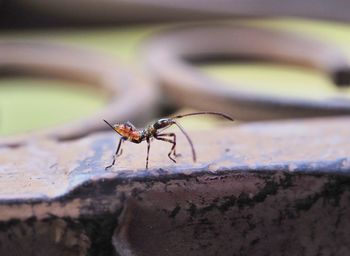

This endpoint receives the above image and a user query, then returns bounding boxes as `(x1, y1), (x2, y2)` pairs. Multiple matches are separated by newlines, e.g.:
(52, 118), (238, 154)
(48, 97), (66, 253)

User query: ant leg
(157, 133), (181, 157)
(146, 137), (151, 169)
(155, 136), (176, 163)
(154, 133), (178, 163)
(105, 137), (124, 170)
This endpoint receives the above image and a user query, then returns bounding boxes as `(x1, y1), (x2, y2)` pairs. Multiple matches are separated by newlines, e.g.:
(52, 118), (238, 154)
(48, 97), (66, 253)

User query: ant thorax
(144, 124), (157, 137)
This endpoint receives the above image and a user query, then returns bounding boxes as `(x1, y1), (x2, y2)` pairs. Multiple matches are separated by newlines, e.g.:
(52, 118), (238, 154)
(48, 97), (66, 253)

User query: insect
(104, 111), (234, 169)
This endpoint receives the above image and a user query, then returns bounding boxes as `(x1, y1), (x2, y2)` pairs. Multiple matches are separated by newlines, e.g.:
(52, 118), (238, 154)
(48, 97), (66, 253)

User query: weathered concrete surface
(0, 117), (350, 255)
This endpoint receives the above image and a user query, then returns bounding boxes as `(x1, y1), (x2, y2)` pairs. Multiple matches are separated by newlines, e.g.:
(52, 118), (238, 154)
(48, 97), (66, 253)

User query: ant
(103, 111), (234, 169)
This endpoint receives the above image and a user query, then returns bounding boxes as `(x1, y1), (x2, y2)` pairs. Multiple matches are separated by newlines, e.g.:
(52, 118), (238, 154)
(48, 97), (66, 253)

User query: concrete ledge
(0, 117), (349, 255)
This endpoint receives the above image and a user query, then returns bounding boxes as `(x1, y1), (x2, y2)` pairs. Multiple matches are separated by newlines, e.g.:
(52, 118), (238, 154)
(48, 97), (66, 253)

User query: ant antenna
(103, 119), (119, 134)
(173, 120), (196, 162)
(172, 111), (234, 121)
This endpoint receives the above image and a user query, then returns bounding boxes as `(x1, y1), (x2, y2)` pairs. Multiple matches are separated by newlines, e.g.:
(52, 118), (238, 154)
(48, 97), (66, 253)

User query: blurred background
(1, 0), (350, 138)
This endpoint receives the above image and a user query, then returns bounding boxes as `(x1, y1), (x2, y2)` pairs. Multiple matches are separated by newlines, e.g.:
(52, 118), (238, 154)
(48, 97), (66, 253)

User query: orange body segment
(115, 125), (142, 141)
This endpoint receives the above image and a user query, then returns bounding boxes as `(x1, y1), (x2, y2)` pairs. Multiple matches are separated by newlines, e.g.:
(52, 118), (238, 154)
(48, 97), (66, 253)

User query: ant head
(154, 118), (173, 129)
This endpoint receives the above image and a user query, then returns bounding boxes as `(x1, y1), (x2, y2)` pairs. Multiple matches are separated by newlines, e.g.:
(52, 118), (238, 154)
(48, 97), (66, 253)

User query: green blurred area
(0, 79), (104, 135)
(201, 19), (350, 100)
(0, 26), (153, 136)
(1, 19), (350, 135)
(201, 63), (350, 100)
